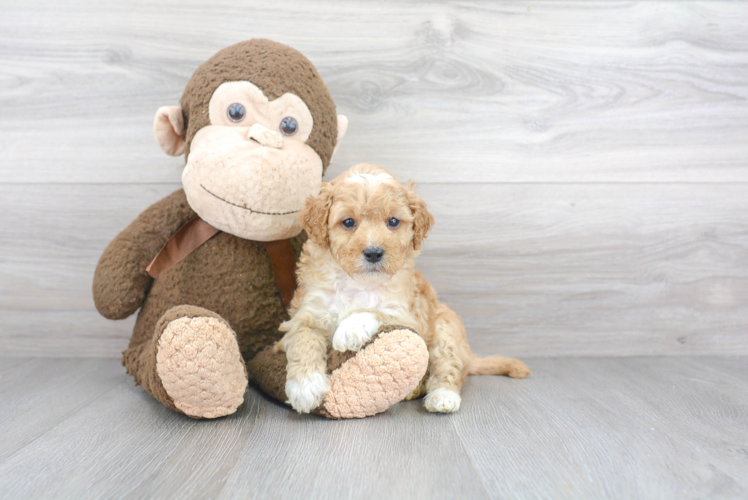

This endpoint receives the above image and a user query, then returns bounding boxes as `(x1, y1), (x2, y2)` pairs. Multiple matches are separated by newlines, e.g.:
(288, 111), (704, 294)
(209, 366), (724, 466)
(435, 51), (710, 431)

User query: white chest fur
(325, 270), (405, 326)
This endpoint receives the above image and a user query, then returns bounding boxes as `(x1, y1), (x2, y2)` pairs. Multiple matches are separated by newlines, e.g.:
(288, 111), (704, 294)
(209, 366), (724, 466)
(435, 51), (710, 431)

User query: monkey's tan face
(181, 81), (322, 241)
(178, 81), (325, 241)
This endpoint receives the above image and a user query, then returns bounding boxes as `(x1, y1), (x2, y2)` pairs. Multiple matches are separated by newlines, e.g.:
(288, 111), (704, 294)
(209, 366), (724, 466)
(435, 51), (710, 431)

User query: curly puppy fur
(278, 164), (531, 413)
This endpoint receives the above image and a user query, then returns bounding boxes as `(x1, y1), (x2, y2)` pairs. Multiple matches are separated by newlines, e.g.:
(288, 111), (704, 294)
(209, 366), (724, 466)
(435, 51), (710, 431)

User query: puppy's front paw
(332, 312), (381, 352)
(285, 373), (330, 413)
(424, 388), (462, 413)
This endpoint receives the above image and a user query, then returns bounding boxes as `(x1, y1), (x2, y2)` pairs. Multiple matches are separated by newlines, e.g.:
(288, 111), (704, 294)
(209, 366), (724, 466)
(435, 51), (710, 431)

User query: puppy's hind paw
(424, 388), (462, 413)
(332, 312), (381, 352)
(285, 373), (330, 414)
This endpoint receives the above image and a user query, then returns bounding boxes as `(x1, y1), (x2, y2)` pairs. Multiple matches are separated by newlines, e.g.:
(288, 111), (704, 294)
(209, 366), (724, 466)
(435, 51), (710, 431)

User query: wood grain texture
(1, 183), (746, 357)
(0, 1), (747, 183)
(1, 0), (747, 357)
(2, 2), (746, 497)
(0, 358), (124, 461)
(0, 356), (745, 499)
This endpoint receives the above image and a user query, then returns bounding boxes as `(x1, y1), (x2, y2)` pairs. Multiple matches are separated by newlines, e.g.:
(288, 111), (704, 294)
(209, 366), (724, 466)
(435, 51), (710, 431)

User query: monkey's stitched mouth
(200, 184), (299, 216)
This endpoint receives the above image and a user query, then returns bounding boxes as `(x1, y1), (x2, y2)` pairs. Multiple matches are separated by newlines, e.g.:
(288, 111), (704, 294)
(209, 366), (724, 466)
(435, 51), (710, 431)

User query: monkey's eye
(279, 116), (298, 136)
(227, 103), (246, 123)
(342, 218), (356, 229)
(387, 218), (400, 228)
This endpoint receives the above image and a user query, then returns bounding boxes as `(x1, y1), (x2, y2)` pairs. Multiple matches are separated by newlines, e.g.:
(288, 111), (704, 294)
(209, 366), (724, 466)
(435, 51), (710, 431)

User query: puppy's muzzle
(363, 247), (385, 264)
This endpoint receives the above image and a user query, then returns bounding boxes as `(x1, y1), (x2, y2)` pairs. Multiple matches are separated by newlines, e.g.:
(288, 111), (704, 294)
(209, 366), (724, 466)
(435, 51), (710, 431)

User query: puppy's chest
(326, 282), (401, 319)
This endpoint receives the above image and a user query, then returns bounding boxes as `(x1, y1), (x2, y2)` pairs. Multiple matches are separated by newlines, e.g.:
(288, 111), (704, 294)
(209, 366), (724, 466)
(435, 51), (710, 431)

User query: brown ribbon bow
(145, 216), (298, 310)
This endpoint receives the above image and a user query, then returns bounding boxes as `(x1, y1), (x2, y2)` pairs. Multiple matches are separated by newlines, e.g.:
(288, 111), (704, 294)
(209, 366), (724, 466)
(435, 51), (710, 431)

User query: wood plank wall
(1, 0), (747, 357)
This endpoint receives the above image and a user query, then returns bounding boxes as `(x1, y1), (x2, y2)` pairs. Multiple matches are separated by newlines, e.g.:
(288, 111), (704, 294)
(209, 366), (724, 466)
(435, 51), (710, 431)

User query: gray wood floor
(1, 2), (747, 498)
(1, 356), (746, 500)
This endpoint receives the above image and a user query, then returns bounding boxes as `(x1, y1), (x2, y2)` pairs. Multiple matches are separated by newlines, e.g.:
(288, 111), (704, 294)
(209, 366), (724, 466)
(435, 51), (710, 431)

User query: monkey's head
(153, 39), (348, 241)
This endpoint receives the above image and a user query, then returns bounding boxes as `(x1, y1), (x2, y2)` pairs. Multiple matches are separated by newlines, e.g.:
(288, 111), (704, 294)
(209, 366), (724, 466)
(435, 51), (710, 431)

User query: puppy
(278, 164), (531, 414)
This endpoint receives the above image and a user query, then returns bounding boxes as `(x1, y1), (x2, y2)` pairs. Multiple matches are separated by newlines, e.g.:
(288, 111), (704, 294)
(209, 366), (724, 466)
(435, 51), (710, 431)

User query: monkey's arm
(93, 189), (195, 320)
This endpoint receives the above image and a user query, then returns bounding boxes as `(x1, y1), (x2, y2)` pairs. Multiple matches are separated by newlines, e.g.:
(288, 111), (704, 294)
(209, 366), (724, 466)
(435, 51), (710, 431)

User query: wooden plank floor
(1, 2), (747, 497)
(1, 357), (746, 500)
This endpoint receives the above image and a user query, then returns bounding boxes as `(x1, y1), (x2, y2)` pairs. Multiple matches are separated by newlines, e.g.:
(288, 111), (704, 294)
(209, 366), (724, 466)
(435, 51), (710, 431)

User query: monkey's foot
(320, 328), (429, 419)
(156, 316), (247, 419)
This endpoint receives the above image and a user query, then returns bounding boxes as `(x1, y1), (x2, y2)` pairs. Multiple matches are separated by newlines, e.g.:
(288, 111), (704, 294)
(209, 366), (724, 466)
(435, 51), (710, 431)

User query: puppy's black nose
(363, 247), (384, 263)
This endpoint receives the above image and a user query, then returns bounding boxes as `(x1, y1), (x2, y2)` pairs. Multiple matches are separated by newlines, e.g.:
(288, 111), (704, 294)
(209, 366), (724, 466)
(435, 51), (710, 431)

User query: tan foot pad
(321, 329), (429, 419)
(156, 316), (247, 419)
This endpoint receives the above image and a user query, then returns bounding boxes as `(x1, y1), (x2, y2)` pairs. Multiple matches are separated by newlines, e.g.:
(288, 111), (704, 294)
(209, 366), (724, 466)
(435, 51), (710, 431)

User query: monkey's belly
(130, 231), (289, 361)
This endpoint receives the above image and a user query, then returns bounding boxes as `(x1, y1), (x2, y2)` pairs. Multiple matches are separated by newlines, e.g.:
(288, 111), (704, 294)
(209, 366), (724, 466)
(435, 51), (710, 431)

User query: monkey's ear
(154, 106), (187, 156)
(406, 181), (435, 251)
(331, 115), (348, 158)
(299, 182), (332, 247)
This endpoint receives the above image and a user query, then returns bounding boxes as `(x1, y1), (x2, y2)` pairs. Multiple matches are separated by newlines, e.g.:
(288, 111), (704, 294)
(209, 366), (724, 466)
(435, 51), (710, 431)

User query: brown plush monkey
(93, 40), (428, 419)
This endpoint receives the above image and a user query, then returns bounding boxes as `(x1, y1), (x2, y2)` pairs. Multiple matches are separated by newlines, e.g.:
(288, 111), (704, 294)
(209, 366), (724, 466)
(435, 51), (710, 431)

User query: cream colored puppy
(278, 164), (531, 414)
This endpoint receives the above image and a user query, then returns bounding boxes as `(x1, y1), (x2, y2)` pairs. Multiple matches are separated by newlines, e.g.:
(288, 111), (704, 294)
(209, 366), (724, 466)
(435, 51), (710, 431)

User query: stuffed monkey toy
(93, 40), (428, 419)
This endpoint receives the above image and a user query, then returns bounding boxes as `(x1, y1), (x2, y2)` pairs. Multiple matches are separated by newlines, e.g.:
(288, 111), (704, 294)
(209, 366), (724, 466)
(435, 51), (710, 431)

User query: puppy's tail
(467, 353), (532, 378)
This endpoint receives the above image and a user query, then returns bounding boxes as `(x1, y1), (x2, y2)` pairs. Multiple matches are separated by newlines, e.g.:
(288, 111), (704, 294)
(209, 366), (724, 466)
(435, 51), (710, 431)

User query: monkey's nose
(248, 123), (284, 149)
(363, 247), (385, 264)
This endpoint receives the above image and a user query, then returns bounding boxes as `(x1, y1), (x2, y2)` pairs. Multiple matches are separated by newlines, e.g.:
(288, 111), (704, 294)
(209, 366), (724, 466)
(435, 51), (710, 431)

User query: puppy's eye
(342, 218), (356, 229)
(227, 103), (246, 123)
(387, 217), (400, 228)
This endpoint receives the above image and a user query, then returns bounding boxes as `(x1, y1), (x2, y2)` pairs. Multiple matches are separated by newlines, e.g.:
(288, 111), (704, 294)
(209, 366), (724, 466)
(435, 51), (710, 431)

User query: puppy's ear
(300, 182), (332, 247)
(406, 181), (435, 250)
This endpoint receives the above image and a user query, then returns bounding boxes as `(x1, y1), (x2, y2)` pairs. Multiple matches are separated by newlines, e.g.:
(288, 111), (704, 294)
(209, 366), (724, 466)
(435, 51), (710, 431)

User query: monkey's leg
(248, 325), (428, 419)
(122, 305), (248, 419)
